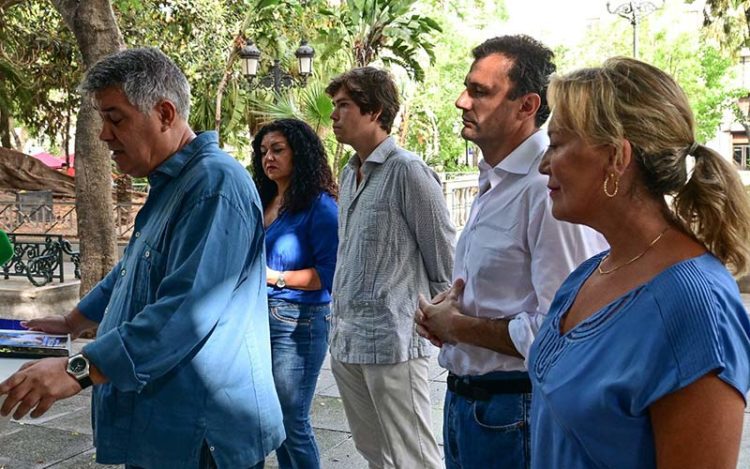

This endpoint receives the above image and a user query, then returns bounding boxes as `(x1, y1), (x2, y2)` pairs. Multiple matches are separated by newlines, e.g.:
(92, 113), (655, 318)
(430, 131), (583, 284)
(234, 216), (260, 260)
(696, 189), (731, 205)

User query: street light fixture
(606, 0), (665, 58)
(239, 39), (315, 94)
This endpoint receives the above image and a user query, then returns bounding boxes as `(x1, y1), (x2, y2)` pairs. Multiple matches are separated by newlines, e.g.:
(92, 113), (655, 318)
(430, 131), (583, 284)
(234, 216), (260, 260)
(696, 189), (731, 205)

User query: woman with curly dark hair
(251, 118), (338, 469)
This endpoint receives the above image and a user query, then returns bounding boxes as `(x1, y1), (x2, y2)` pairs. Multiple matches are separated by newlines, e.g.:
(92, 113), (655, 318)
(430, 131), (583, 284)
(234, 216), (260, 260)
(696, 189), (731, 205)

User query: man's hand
(22, 308), (97, 340)
(22, 316), (73, 336)
(415, 279), (466, 347)
(0, 357), (82, 420)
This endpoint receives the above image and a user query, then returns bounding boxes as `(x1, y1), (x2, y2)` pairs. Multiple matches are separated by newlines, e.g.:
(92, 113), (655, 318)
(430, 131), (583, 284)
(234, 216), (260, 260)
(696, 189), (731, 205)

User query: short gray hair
(79, 47), (191, 120)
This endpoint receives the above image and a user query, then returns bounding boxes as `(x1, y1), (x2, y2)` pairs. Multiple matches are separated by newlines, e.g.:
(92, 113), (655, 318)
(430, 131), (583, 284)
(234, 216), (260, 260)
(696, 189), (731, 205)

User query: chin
(550, 204), (573, 223)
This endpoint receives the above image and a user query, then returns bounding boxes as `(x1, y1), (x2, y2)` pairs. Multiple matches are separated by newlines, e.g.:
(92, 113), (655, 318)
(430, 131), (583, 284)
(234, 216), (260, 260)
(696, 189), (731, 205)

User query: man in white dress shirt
(415, 35), (606, 469)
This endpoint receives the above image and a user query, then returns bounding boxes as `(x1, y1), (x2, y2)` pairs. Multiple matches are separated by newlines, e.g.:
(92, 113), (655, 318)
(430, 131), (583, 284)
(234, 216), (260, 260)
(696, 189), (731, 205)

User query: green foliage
(0, 2), (80, 151)
(326, 0), (443, 81)
(556, 11), (738, 145)
(687, 0), (750, 50)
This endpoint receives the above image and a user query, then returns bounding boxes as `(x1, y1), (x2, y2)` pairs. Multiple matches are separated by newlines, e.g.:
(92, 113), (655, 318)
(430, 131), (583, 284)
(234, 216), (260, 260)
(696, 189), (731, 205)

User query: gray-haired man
(0, 48), (283, 468)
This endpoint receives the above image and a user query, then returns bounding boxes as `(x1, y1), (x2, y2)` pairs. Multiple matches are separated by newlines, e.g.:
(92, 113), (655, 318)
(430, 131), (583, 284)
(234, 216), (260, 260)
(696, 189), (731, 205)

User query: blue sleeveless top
(529, 252), (750, 468)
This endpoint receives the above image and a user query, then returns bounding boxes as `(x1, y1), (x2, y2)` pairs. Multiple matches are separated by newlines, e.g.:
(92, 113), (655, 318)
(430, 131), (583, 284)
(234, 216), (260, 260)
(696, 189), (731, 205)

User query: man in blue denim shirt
(0, 48), (283, 468)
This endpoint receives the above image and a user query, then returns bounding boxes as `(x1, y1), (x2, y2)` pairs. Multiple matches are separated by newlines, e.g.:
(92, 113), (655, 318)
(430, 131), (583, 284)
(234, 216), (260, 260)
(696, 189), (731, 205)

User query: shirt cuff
(82, 328), (149, 393)
(77, 287), (110, 323)
(508, 314), (535, 368)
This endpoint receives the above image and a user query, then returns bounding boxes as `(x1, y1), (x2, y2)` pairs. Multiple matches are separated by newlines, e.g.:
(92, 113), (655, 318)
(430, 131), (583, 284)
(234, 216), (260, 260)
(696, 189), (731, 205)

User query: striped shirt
(330, 137), (456, 364)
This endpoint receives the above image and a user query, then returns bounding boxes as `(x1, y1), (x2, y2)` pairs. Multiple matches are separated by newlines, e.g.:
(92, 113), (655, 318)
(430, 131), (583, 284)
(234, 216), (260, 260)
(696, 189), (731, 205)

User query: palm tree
(320, 0), (442, 82)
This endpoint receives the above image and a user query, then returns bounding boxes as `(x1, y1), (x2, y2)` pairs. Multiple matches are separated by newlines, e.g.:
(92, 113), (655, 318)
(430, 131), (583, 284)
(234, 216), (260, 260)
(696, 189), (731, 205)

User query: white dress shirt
(439, 130), (608, 376)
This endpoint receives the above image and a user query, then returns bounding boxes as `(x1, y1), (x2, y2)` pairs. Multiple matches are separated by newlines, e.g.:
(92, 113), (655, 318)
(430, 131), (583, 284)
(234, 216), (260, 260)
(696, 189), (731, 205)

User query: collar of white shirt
(477, 130), (549, 193)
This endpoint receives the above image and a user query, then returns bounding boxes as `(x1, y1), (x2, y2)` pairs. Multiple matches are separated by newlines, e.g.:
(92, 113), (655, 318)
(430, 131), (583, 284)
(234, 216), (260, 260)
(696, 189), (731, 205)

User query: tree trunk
(214, 34), (244, 137)
(52, 0), (123, 296)
(0, 106), (11, 148)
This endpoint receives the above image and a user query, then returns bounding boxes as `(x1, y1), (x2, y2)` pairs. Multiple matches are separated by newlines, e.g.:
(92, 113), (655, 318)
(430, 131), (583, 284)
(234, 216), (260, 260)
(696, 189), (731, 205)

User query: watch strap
(77, 375), (93, 389)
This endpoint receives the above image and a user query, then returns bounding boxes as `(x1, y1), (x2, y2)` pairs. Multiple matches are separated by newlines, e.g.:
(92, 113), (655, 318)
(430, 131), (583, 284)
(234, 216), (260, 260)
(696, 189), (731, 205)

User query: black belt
(447, 373), (532, 400)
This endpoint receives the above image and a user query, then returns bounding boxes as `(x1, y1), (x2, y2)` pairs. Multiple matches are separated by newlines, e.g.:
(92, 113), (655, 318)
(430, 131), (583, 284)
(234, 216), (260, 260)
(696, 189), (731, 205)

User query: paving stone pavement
(2, 300), (750, 468)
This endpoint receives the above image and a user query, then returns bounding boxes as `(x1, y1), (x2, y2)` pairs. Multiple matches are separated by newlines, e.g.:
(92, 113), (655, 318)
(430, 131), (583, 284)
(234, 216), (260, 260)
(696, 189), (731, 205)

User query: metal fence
(2, 234), (80, 287)
(0, 172), (479, 239)
(0, 201), (143, 240)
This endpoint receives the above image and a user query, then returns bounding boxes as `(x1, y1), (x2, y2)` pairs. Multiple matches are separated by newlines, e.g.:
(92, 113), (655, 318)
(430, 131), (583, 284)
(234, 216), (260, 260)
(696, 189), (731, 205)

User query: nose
(99, 121), (113, 142)
(455, 90), (470, 111)
(331, 106), (339, 122)
(538, 149), (551, 175)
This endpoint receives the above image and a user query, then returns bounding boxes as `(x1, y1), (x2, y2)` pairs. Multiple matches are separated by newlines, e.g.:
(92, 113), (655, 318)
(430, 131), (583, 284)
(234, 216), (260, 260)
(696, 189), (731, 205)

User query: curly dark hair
(472, 35), (556, 127)
(251, 118), (337, 213)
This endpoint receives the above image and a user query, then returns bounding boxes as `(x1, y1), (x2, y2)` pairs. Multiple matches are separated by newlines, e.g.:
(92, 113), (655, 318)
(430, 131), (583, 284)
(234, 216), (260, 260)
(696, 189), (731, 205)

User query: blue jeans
(267, 299), (330, 469)
(443, 372), (531, 469)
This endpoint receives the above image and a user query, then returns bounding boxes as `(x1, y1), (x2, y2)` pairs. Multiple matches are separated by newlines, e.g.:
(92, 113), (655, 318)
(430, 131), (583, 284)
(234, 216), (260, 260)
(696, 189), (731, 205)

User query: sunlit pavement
(2, 298), (750, 468)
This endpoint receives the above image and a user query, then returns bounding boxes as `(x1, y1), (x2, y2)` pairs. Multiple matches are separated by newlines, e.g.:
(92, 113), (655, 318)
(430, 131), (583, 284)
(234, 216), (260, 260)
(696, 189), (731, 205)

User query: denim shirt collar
(148, 131), (219, 185)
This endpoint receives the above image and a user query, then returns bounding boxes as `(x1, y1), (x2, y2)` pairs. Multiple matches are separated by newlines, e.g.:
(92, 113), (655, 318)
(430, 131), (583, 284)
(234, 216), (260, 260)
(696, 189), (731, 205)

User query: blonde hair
(548, 57), (750, 276)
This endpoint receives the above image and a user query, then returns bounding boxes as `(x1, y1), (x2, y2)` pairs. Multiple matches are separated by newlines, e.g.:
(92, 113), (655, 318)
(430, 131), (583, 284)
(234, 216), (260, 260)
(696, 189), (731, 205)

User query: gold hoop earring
(603, 173), (619, 198)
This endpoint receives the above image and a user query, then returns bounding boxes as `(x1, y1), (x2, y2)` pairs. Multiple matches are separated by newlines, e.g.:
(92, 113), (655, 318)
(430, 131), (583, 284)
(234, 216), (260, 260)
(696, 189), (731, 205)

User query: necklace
(597, 227), (669, 275)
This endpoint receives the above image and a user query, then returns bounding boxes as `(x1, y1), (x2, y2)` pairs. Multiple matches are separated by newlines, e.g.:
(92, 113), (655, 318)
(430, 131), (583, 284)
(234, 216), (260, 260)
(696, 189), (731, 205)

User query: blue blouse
(266, 192), (338, 304)
(529, 252), (750, 469)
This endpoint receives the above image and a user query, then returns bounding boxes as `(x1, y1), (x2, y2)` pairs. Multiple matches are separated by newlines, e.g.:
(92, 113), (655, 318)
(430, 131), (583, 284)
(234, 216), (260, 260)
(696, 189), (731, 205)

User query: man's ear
(155, 100), (178, 130)
(369, 107), (382, 124)
(518, 93), (541, 123)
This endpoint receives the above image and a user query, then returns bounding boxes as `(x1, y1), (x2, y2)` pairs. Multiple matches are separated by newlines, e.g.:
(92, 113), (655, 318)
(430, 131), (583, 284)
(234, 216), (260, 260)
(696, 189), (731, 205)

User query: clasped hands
(415, 279), (466, 347)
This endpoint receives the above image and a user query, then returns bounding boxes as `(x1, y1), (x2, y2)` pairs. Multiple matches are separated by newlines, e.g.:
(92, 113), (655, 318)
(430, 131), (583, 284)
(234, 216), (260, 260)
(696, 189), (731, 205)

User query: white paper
(0, 358), (32, 431)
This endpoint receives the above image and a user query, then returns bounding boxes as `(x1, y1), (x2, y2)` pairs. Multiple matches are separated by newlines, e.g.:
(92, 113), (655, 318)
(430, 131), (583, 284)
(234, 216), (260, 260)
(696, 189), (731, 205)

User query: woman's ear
(608, 139), (633, 177)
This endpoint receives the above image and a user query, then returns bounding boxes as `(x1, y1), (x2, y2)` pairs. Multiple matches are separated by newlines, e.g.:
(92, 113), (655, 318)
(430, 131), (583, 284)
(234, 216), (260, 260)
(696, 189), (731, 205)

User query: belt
(447, 373), (532, 401)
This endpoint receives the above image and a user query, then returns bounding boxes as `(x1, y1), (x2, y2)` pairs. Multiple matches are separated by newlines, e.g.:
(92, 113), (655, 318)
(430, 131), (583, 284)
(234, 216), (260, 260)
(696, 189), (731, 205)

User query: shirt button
(144, 251), (150, 258)
(209, 446), (215, 452)
(120, 268), (126, 276)
(134, 231), (141, 238)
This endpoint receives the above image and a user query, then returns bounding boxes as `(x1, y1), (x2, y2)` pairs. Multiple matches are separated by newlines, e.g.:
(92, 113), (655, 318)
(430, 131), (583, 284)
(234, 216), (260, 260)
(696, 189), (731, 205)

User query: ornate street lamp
(239, 39), (315, 95)
(606, 0), (665, 58)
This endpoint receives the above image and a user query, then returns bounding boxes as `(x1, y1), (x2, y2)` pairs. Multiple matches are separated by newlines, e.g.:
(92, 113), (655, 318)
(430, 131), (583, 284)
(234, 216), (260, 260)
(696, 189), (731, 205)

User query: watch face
(69, 357), (87, 374)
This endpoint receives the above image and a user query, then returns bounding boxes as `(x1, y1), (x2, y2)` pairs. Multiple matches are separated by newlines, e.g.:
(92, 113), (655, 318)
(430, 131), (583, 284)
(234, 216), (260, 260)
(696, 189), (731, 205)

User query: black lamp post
(239, 39), (315, 95)
(606, 0), (664, 58)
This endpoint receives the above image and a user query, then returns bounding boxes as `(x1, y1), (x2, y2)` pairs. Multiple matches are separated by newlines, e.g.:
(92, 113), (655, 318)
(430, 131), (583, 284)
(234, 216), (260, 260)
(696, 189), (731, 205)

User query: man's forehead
(331, 89), (353, 102)
(92, 86), (131, 112)
(468, 54), (513, 82)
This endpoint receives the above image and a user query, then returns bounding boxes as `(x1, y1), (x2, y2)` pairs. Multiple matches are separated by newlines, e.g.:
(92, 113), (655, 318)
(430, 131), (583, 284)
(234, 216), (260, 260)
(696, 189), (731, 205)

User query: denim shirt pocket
(129, 237), (165, 313)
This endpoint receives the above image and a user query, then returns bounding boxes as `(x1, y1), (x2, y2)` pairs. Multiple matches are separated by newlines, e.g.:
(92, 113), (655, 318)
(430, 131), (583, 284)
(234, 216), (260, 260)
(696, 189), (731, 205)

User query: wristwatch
(275, 271), (286, 288)
(66, 353), (93, 389)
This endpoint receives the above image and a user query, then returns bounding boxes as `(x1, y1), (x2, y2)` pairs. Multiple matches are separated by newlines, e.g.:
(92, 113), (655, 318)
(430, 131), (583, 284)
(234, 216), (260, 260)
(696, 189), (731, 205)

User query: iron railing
(0, 201), (143, 240)
(2, 234), (80, 287)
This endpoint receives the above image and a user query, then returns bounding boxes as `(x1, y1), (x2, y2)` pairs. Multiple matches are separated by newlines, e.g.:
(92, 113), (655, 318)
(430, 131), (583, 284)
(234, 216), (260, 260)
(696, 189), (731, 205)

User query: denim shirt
(330, 137), (456, 364)
(78, 132), (284, 468)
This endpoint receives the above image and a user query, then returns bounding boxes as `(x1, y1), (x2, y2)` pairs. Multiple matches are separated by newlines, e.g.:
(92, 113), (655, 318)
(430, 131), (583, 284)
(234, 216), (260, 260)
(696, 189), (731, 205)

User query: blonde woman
(531, 57), (750, 468)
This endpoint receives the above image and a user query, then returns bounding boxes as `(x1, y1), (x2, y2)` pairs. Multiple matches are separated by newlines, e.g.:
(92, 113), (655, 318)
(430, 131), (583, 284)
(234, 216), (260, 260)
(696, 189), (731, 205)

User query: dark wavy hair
(251, 118), (337, 213)
(325, 67), (400, 133)
(472, 35), (556, 127)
